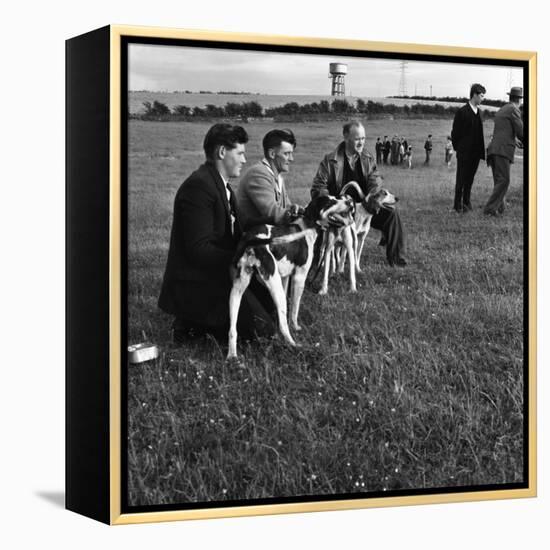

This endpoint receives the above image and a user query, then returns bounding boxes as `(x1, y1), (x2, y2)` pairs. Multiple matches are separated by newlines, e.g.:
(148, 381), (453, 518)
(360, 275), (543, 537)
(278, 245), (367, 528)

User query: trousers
(370, 207), (406, 265)
(484, 154), (511, 215)
(173, 277), (276, 343)
(454, 153), (481, 211)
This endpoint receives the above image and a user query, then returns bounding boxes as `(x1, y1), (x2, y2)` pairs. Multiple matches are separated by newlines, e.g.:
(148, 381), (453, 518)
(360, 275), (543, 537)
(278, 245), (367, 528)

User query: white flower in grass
(391, 408), (396, 413)
(222, 489), (227, 495)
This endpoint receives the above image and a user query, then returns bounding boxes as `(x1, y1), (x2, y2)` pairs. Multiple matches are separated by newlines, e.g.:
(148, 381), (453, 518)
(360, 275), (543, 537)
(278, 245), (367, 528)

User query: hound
(316, 210), (357, 296)
(338, 181), (398, 273)
(227, 195), (355, 359)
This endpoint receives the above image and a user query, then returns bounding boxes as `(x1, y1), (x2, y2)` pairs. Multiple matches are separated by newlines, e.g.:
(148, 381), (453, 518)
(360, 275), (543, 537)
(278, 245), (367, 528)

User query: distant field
(127, 118), (524, 507)
(128, 91), (498, 114)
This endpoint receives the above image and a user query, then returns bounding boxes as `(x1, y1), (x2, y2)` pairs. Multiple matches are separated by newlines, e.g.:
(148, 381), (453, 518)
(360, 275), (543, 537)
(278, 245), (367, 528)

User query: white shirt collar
(469, 101), (479, 114)
(261, 158), (283, 191)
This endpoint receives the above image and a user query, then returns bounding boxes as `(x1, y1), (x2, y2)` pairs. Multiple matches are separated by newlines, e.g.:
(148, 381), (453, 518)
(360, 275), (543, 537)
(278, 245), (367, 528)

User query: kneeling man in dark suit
(158, 123), (276, 343)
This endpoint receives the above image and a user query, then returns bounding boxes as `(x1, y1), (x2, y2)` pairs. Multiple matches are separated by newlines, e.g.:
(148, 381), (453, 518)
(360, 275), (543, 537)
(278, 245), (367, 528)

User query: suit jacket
(311, 142), (382, 198)
(237, 159), (291, 228)
(451, 103), (486, 160)
(487, 102), (524, 162)
(158, 161), (241, 317)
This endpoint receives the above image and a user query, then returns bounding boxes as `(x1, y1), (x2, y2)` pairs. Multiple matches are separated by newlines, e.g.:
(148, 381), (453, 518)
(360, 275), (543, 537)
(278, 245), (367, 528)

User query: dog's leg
(343, 227), (357, 292)
(319, 232), (335, 295)
(227, 264), (253, 360)
(281, 275), (289, 296)
(356, 232), (368, 272)
(261, 272), (296, 346)
(337, 243), (347, 273)
(289, 270), (307, 332)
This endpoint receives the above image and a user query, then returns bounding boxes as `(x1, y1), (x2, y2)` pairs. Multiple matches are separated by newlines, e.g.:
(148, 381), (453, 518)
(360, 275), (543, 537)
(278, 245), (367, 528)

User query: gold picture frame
(66, 24), (537, 525)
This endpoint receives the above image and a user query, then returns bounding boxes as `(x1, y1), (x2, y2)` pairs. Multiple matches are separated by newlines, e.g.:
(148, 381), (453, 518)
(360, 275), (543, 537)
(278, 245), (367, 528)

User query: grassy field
(127, 118), (525, 507)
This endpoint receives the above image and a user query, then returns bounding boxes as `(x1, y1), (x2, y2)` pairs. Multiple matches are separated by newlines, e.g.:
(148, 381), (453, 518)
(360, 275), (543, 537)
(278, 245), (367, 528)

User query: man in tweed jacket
(484, 87), (524, 216)
(311, 121), (407, 267)
(237, 129), (302, 229)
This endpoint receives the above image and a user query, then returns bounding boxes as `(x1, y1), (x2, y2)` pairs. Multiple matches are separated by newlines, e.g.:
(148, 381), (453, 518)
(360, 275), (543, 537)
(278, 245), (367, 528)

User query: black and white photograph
(124, 36), (531, 513)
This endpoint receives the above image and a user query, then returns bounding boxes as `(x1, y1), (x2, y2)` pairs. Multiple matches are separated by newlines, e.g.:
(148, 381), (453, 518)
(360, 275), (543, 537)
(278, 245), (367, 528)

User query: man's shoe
(388, 257), (407, 267)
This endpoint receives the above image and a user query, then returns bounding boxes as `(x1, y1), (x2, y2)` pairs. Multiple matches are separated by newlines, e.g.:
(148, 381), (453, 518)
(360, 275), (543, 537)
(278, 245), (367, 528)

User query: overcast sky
(129, 44), (523, 100)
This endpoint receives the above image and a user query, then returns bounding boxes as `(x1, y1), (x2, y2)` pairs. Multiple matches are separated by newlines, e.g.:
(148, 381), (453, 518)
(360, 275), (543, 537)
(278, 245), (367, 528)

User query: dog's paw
(318, 288), (328, 296)
(292, 324), (302, 332)
(225, 355), (246, 369)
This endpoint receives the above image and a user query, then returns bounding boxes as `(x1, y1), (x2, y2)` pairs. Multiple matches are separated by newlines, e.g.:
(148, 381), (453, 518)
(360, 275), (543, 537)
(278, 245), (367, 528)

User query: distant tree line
(135, 98), (497, 121)
(388, 95), (506, 108)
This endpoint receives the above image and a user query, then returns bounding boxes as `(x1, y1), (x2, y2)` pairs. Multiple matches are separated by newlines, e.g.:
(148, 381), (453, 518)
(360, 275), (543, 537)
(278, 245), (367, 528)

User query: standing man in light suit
(484, 86), (524, 216)
(237, 129), (302, 229)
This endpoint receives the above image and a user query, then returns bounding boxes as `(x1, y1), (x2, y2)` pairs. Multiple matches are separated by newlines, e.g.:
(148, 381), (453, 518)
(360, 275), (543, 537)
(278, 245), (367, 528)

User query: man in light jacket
(237, 128), (302, 229)
(484, 87), (524, 216)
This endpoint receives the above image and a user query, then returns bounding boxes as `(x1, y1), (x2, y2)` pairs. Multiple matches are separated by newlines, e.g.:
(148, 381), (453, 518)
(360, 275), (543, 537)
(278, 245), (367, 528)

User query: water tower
(329, 63), (347, 96)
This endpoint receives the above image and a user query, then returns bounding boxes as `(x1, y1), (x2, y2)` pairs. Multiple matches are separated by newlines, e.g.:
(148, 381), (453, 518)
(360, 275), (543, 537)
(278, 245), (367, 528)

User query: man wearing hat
(484, 86), (524, 216)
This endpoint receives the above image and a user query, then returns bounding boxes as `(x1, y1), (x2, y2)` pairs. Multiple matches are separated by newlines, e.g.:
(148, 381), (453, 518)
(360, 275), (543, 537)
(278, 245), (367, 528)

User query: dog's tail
(270, 229), (314, 245)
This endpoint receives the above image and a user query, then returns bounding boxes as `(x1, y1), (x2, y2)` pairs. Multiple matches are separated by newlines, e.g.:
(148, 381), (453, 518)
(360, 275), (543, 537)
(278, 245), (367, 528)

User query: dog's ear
(365, 194), (381, 214)
(305, 196), (330, 221)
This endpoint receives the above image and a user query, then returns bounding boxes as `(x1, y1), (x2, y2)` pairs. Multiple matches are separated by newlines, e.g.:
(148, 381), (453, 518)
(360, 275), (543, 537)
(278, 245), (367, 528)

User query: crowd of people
(375, 135), (413, 168)
(374, 133), (453, 169)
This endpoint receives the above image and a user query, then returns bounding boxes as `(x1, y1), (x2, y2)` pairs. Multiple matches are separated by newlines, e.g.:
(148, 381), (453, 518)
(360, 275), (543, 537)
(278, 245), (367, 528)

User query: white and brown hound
(227, 195), (355, 359)
(338, 181), (398, 273)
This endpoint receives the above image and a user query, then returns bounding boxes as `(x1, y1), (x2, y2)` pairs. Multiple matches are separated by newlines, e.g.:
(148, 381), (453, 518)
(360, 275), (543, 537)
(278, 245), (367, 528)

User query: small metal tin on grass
(128, 343), (159, 364)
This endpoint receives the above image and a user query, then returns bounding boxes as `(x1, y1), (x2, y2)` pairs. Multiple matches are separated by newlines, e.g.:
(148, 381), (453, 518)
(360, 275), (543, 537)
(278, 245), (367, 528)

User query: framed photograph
(66, 25), (537, 525)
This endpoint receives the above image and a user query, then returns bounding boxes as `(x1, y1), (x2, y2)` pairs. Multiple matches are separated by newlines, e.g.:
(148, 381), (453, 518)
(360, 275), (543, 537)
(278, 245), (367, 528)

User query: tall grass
(127, 118), (524, 507)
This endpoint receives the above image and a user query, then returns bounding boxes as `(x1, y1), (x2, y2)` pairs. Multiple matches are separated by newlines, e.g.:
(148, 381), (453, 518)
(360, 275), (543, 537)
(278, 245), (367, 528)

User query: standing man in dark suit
(484, 87), (524, 216)
(158, 123), (275, 343)
(451, 83), (486, 213)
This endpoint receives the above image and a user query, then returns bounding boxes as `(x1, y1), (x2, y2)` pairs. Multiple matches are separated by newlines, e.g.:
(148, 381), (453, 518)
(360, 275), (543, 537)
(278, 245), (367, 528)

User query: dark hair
(262, 129), (297, 157)
(470, 83), (486, 98)
(203, 123), (248, 160)
(342, 120), (364, 136)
